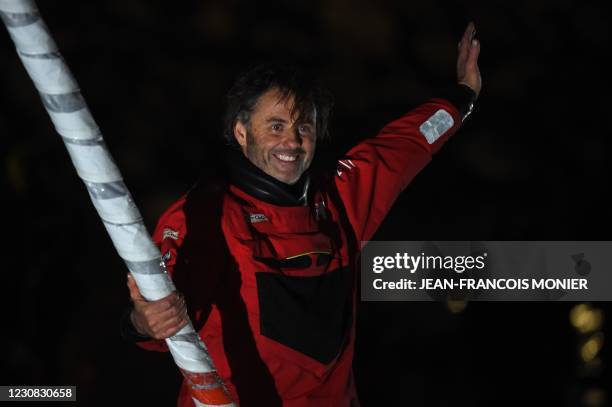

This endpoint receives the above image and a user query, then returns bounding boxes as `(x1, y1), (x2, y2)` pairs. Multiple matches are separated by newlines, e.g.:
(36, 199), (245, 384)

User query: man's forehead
(256, 89), (315, 124)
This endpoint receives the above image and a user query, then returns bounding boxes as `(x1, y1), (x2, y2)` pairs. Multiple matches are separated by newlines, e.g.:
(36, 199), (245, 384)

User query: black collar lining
(226, 149), (310, 207)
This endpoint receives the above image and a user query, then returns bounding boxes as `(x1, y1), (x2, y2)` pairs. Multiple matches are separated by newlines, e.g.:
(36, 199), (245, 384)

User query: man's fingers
(145, 300), (187, 326)
(143, 291), (184, 315)
(465, 38), (481, 71)
(135, 299), (188, 339)
(457, 22), (475, 68)
(152, 311), (189, 339)
(140, 294), (187, 326)
(457, 22), (480, 75)
(456, 21), (481, 96)
(127, 282), (188, 339)
(464, 21), (475, 42)
(126, 274), (145, 302)
(156, 312), (189, 335)
(470, 38), (480, 60)
(458, 40), (468, 65)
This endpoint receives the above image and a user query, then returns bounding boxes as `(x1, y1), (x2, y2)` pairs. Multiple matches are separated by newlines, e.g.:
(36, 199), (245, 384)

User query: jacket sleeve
(125, 186), (224, 353)
(334, 97), (464, 242)
(125, 198), (188, 352)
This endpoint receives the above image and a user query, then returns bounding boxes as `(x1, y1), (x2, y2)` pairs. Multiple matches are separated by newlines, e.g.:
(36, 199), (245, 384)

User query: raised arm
(334, 22), (482, 242)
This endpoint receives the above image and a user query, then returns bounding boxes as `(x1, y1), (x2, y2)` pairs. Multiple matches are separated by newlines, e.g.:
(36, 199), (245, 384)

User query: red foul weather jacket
(135, 96), (467, 406)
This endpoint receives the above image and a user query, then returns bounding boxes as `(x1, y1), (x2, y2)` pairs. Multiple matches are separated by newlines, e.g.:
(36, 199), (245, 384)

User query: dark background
(1, 0), (610, 405)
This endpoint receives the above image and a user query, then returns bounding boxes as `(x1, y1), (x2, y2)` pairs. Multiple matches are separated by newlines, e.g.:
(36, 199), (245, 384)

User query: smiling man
(122, 22), (481, 407)
(234, 88), (317, 185)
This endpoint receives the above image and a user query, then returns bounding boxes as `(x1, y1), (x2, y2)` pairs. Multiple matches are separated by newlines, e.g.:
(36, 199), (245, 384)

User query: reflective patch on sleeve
(336, 159), (356, 177)
(419, 109), (454, 144)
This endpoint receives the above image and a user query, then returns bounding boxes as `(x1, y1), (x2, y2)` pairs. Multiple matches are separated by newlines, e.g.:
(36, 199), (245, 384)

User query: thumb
(127, 274), (146, 302)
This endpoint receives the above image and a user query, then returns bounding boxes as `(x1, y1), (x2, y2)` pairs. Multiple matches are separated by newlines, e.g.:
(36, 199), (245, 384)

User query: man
(122, 22), (481, 406)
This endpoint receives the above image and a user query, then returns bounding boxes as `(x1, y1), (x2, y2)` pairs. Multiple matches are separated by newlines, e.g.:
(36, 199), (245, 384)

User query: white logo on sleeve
(419, 109), (454, 144)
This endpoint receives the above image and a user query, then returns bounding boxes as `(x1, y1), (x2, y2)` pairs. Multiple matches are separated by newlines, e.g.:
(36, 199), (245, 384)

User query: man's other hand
(127, 274), (189, 340)
(457, 21), (482, 98)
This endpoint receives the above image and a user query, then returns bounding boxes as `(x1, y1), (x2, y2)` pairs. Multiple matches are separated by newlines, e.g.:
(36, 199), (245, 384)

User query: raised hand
(457, 21), (482, 98)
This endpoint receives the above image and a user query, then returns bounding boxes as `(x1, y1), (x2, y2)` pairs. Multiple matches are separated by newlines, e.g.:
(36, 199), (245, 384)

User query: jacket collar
(226, 148), (310, 207)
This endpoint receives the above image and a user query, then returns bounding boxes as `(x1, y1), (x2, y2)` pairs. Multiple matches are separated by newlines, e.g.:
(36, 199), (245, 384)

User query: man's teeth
(277, 154), (297, 162)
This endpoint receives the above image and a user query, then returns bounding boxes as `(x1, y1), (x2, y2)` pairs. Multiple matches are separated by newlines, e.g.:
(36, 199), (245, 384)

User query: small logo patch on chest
(162, 228), (179, 240)
(249, 213), (269, 223)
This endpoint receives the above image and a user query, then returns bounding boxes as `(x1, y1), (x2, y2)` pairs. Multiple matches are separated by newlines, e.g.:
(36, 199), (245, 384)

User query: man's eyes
(297, 125), (313, 135)
(269, 123), (313, 135)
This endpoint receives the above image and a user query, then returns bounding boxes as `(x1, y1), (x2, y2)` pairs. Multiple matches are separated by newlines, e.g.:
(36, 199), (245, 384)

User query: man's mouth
(273, 153), (298, 163)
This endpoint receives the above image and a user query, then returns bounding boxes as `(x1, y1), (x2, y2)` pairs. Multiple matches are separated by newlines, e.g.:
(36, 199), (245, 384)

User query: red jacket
(137, 98), (462, 406)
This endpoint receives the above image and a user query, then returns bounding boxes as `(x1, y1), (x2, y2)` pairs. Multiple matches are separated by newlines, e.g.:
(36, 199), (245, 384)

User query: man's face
(234, 88), (316, 185)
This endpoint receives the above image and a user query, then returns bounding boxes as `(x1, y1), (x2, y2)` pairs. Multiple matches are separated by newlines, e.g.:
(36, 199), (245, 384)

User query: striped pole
(0, 1), (235, 405)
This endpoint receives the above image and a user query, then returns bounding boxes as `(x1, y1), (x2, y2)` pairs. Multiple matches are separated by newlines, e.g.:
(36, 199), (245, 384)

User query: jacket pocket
(255, 266), (352, 365)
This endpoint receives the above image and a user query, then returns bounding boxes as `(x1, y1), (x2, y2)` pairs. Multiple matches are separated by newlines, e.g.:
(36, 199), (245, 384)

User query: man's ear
(234, 121), (248, 149)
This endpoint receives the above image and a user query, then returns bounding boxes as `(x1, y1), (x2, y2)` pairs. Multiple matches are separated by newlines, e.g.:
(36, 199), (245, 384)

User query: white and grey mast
(0, 1), (234, 405)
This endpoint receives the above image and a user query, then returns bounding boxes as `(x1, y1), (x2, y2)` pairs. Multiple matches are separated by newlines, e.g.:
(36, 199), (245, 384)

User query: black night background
(1, 0), (610, 405)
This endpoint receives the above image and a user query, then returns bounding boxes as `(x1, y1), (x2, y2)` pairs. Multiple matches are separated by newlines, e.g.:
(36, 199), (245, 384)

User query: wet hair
(223, 62), (334, 147)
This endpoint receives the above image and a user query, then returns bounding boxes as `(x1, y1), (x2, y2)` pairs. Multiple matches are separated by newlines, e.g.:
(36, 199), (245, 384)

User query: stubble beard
(245, 129), (307, 185)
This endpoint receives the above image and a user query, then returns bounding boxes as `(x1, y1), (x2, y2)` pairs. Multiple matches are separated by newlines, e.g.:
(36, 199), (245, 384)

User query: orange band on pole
(181, 370), (233, 405)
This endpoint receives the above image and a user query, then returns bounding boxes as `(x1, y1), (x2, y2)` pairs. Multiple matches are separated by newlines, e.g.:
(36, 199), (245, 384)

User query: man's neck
(226, 148), (310, 206)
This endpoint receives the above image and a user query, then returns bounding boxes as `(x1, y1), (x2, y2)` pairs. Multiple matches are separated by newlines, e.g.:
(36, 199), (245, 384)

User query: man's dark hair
(223, 62), (334, 147)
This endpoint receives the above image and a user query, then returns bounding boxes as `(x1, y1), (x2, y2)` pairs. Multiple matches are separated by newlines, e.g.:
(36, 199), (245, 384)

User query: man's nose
(282, 128), (303, 147)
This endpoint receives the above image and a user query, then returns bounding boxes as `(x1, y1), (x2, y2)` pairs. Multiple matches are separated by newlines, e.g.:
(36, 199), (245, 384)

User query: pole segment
(0, 1), (234, 405)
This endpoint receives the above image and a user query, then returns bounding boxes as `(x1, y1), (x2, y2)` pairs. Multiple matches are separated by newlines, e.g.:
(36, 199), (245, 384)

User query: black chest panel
(255, 266), (352, 364)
